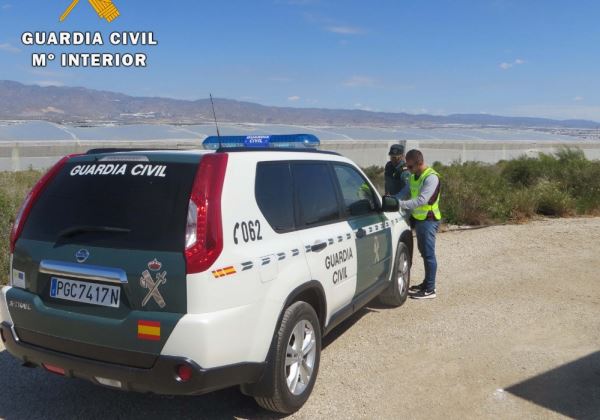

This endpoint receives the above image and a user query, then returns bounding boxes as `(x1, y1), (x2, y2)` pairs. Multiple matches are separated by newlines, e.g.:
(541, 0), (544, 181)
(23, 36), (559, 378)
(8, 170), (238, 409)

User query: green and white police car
(0, 134), (413, 414)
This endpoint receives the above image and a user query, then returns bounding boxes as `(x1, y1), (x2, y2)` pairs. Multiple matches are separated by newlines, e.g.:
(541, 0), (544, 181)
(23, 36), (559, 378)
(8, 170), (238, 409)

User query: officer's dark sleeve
(400, 169), (411, 190)
(384, 162), (393, 194)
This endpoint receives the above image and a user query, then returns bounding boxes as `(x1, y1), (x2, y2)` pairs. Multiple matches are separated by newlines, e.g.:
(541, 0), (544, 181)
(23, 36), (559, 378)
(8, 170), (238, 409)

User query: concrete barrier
(0, 139), (598, 171)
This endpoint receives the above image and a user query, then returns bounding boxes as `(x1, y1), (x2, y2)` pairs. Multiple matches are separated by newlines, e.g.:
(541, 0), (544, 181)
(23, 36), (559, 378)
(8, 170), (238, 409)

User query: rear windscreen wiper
(57, 225), (131, 239)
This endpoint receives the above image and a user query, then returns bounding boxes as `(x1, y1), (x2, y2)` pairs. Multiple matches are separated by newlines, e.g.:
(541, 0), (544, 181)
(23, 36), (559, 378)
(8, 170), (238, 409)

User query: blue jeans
(414, 220), (439, 291)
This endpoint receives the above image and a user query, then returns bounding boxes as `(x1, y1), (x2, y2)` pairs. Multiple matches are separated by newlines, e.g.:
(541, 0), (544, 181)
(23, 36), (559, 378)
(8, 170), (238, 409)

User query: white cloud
(573, 96), (584, 102)
(1, 4), (11, 10)
(35, 81), (64, 87)
(287, 95), (301, 102)
(343, 75), (376, 88)
(325, 25), (365, 35)
(500, 58), (526, 70)
(0, 42), (20, 53)
(353, 103), (373, 111)
(302, 13), (366, 36)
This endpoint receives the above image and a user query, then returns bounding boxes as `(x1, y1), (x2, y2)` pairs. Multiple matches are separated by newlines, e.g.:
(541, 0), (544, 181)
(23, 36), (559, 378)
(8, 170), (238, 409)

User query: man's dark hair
(405, 149), (424, 164)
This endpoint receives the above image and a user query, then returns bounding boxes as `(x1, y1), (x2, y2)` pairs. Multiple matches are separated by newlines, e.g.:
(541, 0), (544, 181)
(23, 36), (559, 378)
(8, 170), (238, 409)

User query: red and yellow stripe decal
(211, 266), (237, 278)
(137, 320), (161, 341)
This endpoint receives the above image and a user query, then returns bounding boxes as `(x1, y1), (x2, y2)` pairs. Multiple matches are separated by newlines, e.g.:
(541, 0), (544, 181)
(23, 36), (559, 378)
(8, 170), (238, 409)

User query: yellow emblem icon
(60, 0), (120, 23)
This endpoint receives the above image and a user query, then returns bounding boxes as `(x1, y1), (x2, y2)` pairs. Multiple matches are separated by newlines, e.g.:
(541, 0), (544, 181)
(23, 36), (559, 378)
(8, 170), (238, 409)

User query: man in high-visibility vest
(395, 149), (441, 299)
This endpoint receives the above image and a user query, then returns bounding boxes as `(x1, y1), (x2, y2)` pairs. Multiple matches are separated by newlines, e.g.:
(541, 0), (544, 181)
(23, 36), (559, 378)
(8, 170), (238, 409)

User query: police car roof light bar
(203, 133), (320, 150)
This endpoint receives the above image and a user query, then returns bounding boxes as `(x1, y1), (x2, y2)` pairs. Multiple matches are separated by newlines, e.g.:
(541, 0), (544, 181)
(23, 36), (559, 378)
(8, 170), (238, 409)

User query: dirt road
(1, 217), (599, 419)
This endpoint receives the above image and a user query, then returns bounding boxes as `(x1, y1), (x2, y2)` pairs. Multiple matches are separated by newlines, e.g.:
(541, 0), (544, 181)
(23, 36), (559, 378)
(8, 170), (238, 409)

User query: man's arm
(397, 174), (439, 211)
(394, 183), (410, 200)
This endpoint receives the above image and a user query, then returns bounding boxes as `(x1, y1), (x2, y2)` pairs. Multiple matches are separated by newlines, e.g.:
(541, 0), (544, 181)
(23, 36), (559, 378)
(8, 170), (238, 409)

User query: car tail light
(185, 153), (228, 274)
(176, 363), (193, 382)
(9, 154), (80, 254)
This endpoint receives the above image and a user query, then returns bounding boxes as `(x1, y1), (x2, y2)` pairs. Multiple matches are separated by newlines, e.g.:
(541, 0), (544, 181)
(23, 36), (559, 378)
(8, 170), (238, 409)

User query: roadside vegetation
(0, 170), (43, 285)
(364, 148), (600, 225)
(0, 148), (598, 285)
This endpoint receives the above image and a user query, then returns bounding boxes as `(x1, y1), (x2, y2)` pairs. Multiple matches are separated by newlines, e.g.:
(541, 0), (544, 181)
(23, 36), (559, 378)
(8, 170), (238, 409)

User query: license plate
(50, 277), (120, 308)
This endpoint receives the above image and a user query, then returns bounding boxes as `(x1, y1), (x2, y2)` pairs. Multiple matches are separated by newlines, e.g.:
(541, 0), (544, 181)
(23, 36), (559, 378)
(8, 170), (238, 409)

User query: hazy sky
(0, 0), (599, 120)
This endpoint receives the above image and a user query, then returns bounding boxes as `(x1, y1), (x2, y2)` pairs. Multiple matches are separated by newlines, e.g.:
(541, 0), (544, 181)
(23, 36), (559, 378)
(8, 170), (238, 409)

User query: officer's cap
(388, 144), (405, 156)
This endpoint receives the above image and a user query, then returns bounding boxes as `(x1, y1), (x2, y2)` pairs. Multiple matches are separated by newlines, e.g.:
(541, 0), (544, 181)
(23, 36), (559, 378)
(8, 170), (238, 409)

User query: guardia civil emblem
(140, 259), (167, 308)
(373, 236), (381, 262)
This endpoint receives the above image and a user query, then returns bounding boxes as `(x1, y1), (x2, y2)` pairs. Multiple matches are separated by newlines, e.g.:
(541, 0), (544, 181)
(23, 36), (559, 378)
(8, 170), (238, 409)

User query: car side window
(292, 163), (341, 228)
(255, 162), (295, 232)
(333, 164), (377, 217)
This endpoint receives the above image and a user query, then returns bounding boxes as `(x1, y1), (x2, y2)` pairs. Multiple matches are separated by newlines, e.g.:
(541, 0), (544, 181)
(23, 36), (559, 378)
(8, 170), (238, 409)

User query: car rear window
(255, 162), (295, 232)
(21, 160), (199, 252)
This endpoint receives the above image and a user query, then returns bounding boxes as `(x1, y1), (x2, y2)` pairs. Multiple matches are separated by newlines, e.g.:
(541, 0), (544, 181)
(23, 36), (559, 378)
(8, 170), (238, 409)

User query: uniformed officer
(384, 144), (410, 196)
(395, 149), (442, 300)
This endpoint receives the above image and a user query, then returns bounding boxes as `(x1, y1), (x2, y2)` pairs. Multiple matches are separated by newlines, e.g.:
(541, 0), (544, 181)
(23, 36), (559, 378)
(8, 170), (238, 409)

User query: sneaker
(410, 289), (436, 299)
(409, 282), (426, 292)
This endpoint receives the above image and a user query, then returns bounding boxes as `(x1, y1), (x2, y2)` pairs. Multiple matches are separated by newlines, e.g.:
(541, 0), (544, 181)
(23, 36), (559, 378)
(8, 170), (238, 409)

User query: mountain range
(0, 80), (598, 129)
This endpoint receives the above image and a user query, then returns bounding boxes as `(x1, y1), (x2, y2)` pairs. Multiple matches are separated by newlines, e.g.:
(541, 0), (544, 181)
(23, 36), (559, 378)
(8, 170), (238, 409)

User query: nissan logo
(75, 249), (90, 263)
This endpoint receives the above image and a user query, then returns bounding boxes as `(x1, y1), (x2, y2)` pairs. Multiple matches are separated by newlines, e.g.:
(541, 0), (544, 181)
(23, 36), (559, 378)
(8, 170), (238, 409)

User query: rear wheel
(254, 301), (321, 414)
(378, 242), (411, 307)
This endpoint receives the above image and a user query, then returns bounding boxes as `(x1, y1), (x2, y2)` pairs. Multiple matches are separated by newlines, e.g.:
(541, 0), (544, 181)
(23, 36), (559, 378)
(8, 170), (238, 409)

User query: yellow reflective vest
(409, 167), (442, 221)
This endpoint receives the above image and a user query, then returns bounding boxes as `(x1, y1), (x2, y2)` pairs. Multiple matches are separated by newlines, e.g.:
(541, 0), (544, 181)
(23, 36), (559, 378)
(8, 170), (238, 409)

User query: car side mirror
(381, 195), (399, 212)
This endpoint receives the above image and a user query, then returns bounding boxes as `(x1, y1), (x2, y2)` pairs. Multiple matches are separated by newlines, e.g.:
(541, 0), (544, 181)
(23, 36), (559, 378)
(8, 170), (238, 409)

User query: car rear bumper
(0, 321), (264, 395)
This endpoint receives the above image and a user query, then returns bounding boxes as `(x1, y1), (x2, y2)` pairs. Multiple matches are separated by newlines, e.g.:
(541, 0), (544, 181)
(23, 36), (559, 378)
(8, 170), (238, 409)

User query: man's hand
(88, 0), (120, 22)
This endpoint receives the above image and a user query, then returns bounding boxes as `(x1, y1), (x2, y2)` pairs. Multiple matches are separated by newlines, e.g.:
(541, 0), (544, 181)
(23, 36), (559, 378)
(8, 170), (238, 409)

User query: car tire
(378, 241), (411, 307)
(254, 301), (321, 414)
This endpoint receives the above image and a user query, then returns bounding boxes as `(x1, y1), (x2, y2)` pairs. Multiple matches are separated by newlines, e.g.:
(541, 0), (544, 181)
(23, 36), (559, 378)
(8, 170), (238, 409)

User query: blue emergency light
(202, 134), (320, 150)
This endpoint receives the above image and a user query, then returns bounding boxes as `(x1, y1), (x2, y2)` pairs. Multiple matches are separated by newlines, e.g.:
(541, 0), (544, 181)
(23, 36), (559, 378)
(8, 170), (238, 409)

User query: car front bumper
(0, 320), (264, 395)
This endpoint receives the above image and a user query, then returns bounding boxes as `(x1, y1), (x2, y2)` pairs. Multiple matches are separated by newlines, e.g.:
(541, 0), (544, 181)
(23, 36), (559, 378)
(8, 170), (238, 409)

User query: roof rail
(215, 147), (341, 156)
(85, 148), (183, 155)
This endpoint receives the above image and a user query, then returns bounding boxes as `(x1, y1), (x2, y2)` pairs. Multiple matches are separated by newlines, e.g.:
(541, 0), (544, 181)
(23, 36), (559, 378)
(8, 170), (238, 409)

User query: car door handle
(356, 228), (366, 239)
(310, 242), (328, 253)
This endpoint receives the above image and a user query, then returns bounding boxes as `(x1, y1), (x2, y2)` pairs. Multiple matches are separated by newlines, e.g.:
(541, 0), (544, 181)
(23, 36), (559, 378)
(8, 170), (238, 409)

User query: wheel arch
(280, 280), (327, 333)
(241, 280), (326, 398)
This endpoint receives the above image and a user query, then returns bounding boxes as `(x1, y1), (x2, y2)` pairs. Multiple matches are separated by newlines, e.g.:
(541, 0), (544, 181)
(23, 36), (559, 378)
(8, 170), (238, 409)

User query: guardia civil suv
(0, 134), (413, 414)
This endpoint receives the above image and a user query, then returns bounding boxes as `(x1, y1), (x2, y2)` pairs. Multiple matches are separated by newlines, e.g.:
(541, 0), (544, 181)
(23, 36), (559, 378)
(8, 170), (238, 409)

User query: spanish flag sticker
(137, 320), (161, 341)
(211, 266), (237, 278)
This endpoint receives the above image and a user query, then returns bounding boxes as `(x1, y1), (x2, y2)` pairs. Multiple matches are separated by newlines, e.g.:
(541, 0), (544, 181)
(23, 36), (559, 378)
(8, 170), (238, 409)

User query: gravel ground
(1, 217), (599, 419)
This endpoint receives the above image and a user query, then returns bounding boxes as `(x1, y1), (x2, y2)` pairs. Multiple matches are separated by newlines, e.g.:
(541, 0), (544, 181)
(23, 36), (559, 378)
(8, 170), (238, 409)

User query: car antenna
(209, 93), (222, 149)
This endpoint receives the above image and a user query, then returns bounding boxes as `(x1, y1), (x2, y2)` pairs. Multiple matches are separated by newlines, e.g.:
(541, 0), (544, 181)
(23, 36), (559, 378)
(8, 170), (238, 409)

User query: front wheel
(254, 301), (321, 414)
(378, 242), (411, 307)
